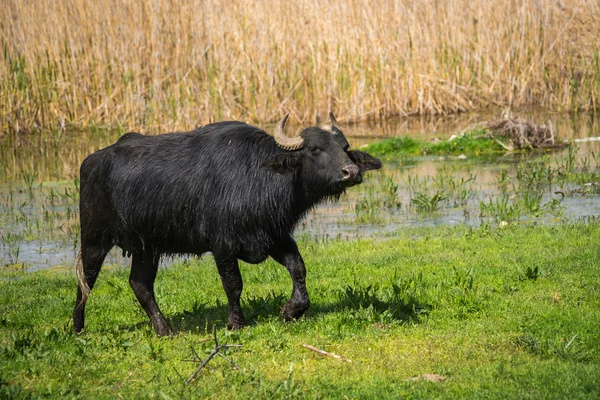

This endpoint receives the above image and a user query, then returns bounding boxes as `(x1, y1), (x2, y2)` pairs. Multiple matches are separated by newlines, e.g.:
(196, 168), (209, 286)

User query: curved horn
(329, 113), (340, 130)
(320, 113), (342, 134)
(274, 113), (304, 150)
(327, 112), (350, 149)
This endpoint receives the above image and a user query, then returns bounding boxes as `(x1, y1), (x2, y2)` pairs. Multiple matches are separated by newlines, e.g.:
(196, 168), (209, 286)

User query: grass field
(2, 0), (600, 134)
(1, 223), (599, 398)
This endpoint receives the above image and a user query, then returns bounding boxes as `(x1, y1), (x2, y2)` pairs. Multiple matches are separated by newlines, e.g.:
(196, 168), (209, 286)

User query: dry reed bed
(1, 0), (599, 134)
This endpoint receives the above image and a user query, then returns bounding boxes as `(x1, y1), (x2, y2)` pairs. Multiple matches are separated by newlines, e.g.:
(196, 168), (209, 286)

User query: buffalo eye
(309, 146), (320, 154)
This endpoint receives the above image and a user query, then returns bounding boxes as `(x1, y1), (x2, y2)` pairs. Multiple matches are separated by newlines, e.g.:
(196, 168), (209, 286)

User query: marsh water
(1, 110), (600, 271)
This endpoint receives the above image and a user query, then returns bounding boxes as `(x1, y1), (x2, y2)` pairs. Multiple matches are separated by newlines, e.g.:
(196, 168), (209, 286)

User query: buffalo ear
(262, 153), (302, 174)
(347, 150), (382, 172)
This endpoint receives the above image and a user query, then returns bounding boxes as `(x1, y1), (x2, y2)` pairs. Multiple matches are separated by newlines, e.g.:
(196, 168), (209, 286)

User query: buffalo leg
(271, 235), (310, 321)
(215, 256), (246, 329)
(73, 244), (109, 332)
(129, 252), (172, 336)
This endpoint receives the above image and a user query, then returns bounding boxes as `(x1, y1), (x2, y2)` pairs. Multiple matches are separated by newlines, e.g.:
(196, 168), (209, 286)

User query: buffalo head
(263, 113), (382, 196)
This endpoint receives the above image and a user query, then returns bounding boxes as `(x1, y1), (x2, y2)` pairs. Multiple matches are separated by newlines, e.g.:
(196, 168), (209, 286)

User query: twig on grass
(406, 373), (446, 382)
(185, 327), (242, 385)
(302, 344), (352, 363)
(564, 334), (578, 351)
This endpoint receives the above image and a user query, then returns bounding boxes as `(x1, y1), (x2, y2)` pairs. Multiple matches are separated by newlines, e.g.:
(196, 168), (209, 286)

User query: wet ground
(1, 110), (599, 270)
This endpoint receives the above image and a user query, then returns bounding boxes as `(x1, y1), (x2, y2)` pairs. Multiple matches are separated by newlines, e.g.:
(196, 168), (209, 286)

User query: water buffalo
(74, 114), (381, 336)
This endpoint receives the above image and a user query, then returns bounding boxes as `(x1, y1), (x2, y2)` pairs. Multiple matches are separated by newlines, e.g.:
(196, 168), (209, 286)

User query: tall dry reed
(1, 0), (599, 134)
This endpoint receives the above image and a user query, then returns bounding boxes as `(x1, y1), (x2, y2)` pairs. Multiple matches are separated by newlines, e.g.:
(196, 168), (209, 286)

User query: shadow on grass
(166, 292), (288, 333)
(322, 284), (433, 323)
(156, 284), (432, 333)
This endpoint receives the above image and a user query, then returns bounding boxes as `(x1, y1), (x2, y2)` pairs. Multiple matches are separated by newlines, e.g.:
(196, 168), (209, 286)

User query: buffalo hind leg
(271, 235), (310, 321)
(215, 256), (246, 330)
(73, 244), (109, 333)
(129, 252), (173, 336)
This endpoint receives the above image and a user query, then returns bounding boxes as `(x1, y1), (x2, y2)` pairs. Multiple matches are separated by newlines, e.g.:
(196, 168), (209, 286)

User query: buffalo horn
(274, 113), (304, 150)
(329, 112), (341, 130)
(323, 113), (351, 149)
(320, 113), (343, 134)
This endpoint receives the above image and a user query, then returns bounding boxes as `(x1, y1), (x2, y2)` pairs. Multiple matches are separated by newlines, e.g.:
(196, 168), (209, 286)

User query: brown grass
(1, 0), (599, 134)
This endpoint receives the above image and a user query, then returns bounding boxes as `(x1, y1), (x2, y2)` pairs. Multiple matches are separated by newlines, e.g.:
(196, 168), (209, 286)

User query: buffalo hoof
(156, 326), (175, 337)
(227, 314), (246, 330)
(152, 317), (174, 337)
(280, 301), (309, 321)
(227, 322), (246, 330)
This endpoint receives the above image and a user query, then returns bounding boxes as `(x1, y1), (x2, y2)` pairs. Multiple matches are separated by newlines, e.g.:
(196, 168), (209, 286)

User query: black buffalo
(74, 114), (381, 336)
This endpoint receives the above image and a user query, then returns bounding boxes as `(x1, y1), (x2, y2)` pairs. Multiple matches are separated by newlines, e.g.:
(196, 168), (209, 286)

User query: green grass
(1, 223), (600, 398)
(363, 131), (506, 158)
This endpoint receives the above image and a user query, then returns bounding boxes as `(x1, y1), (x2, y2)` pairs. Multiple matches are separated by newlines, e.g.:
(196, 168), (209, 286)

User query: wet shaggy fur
(87, 124), (306, 259)
(74, 120), (381, 335)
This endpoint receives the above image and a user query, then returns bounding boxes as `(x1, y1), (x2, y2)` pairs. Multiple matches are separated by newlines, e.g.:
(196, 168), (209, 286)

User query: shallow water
(1, 111), (599, 270)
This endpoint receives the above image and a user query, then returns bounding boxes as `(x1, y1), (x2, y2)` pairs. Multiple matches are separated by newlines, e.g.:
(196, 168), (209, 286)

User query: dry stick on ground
(302, 344), (352, 363)
(185, 327), (243, 385)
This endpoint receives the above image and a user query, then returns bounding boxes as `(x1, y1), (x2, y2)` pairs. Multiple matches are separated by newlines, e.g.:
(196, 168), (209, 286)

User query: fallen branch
(484, 118), (560, 149)
(302, 344), (352, 363)
(485, 132), (514, 151)
(186, 327), (242, 385)
(458, 117), (565, 151)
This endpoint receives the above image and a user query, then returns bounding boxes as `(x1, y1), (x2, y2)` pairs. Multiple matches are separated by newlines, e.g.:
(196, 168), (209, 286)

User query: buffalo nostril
(341, 165), (359, 181)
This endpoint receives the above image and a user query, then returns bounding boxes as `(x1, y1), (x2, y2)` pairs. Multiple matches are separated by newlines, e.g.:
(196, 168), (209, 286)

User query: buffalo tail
(75, 250), (90, 306)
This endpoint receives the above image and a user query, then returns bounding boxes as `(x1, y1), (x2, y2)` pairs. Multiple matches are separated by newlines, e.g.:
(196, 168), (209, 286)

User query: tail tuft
(75, 250), (90, 305)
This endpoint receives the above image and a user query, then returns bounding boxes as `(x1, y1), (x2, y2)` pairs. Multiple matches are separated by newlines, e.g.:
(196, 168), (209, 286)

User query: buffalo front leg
(271, 235), (310, 321)
(129, 252), (173, 336)
(215, 256), (246, 330)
